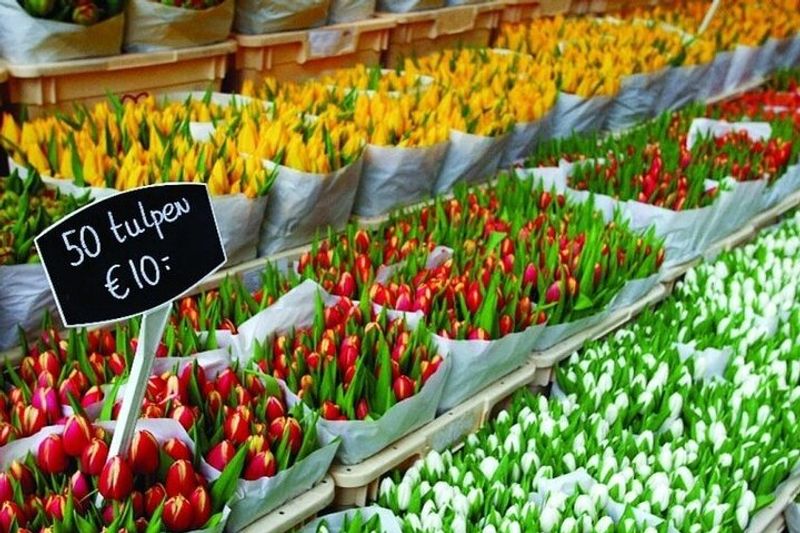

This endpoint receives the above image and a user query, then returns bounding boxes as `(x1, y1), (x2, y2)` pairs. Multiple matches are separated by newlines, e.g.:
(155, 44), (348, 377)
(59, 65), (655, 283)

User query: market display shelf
(232, 18), (396, 90)
(747, 474), (800, 533)
(4, 41), (235, 118)
(330, 359), (551, 506)
(379, 2), (505, 68)
(240, 476), (336, 533)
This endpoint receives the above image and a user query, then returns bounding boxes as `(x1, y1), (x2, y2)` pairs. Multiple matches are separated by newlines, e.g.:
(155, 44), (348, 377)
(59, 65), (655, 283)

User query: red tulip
(335, 271), (356, 298)
(163, 438), (193, 462)
(0, 475), (12, 504)
(170, 405), (196, 431)
(99, 456), (134, 501)
(466, 281), (482, 314)
(38, 351), (60, 379)
(145, 483), (167, 516)
(356, 398), (369, 420)
(0, 501), (26, 530)
(215, 368), (240, 400)
(206, 440), (236, 471)
(264, 396), (285, 422)
(80, 437), (109, 475)
(243, 450), (277, 480)
(130, 430), (160, 475)
(62, 415), (93, 457)
(30, 387), (60, 425)
(131, 490), (144, 518)
(163, 495), (193, 532)
(37, 434), (68, 474)
(108, 352), (127, 376)
(284, 418), (302, 454)
(9, 462), (34, 495)
(166, 460), (197, 498)
(44, 494), (66, 520)
(0, 423), (18, 447)
(393, 375), (415, 402)
(545, 281), (562, 304)
(321, 401), (341, 420)
(80, 385), (104, 407)
(224, 412), (250, 445)
(70, 471), (91, 506)
(267, 417), (286, 443)
(190, 486), (212, 528)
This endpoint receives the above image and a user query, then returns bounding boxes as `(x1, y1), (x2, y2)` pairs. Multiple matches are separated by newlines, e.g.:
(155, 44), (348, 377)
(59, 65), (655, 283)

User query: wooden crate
(232, 18), (395, 89)
(380, 2), (505, 68)
(5, 41), (235, 118)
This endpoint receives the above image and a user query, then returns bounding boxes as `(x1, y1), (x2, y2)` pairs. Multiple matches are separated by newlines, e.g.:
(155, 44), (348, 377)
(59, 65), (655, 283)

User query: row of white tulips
(374, 211), (800, 532)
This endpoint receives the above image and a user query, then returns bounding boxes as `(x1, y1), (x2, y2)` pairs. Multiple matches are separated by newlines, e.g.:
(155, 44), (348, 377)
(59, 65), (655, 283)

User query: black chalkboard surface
(35, 183), (226, 327)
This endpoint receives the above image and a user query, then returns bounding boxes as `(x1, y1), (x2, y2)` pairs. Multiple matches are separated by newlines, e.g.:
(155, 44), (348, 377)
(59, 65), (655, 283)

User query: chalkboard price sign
(35, 183), (226, 327)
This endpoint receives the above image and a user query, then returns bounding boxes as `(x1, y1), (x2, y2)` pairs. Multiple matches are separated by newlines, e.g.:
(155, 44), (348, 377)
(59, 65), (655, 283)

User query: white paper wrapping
(0, 0), (123, 64)
(724, 45), (761, 94)
(9, 160), (266, 266)
(312, 357), (447, 464)
(0, 264), (55, 350)
(549, 92), (613, 139)
(654, 63), (712, 112)
(376, 0), (444, 11)
(234, 0), (329, 34)
(224, 442), (339, 531)
(787, 503), (800, 533)
(257, 158), (363, 255)
(605, 70), (668, 131)
(123, 0), (234, 53)
(353, 142), (448, 218)
(328, 0), (375, 23)
(500, 110), (554, 167)
(763, 164), (800, 211)
(435, 323), (545, 412)
(434, 130), (509, 194)
(301, 507), (403, 533)
(699, 51), (732, 102)
(234, 280), (451, 465)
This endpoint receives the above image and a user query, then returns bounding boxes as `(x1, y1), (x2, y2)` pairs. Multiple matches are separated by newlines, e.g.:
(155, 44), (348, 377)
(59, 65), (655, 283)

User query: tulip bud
(190, 486), (212, 529)
(70, 471), (91, 506)
(99, 456), (134, 501)
(130, 430), (160, 475)
(80, 437), (109, 475)
(0, 475), (12, 504)
(9, 462), (34, 495)
(44, 494), (66, 521)
(321, 401), (341, 420)
(31, 385), (61, 423)
(166, 460), (198, 498)
(145, 483), (166, 516)
(356, 398), (369, 420)
(206, 440), (236, 471)
(243, 451), (277, 480)
(284, 418), (302, 454)
(0, 501), (26, 530)
(20, 405), (46, 437)
(264, 396), (285, 422)
(393, 375), (415, 402)
(224, 412), (250, 445)
(0, 423), (18, 446)
(63, 415), (93, 457)
(268, 417), (286, 443)
(80, 385), (104, 407)
(170, 405), (196, 431)
(545, 281), (562, 304)
(163, 495), (193, 532)
(163, 438), (193, 462)
(215, 368), (240, 400)
(38, 434), (68, 474)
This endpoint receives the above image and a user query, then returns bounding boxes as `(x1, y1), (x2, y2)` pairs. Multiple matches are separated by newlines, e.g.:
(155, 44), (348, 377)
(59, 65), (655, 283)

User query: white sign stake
(698, 0), (722, 36)
(106, 303), (171, 461)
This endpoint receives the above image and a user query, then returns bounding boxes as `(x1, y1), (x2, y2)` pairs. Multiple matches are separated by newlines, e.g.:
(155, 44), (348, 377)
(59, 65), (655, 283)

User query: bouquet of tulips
(236, 280), (448, 464)
(0, 169), (91, 349)
(0, 417), (244, 532)
(1, 97), (276, 265)
(15, 0), (121, 24)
